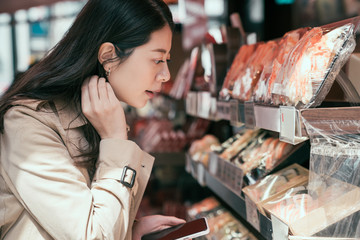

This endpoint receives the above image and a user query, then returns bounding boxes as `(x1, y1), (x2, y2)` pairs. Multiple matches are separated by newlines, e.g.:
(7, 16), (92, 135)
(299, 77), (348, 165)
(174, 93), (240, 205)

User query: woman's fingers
(81, 75), (127, 139)
(81, 77), (91, 114)
(98, 77), (109, 103)
(84, 76), (111, 114)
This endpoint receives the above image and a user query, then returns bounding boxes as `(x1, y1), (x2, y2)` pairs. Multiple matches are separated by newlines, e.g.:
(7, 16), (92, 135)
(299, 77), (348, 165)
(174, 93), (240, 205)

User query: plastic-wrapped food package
(264, 116), (360, 237)
(214, 128), (295, 185)
(271, 17), (360, 108)
(235, 40), (279, 101)
(300, 116), (360, 238)
(266, 27), (309, 105)
(219, 44), (258, 101)
(214, 220), (258, 240)
(188, 134), (220, 167)
(218, 129), (260, 161)
(243, 164), (308, 215)
(253, 40), (280, 103)
(188, 197), (258, 240)
(234, 134), (295, 185)
(187, 197), (221, 219)
(231, 42), (265, 100)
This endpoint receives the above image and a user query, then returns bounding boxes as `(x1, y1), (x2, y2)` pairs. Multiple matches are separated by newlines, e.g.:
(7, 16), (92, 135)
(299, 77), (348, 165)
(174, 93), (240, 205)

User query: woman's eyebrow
(151, 48), (167, 54)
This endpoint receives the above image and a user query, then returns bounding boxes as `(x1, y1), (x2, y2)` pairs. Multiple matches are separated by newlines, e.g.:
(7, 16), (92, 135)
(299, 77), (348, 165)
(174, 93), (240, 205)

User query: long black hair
(0, 0), (174, 175)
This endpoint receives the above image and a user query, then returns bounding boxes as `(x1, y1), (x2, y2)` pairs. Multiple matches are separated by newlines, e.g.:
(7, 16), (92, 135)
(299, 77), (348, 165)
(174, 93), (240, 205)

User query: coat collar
(53, 100), (87, 129)
(13, 99), (87, 129)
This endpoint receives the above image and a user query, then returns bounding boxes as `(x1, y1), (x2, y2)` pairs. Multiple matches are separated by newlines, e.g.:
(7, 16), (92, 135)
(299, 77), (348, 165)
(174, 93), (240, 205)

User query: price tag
(197, 92), (211, 119)
(234, 167), (244, 193)
(247, 32), (257, 45)
(238, 102), (245, 123)
(186, 92), (197, 116)
(279, 106), (296, 144)
(197, 163), (206, 186)
(208, 152), (218, 175)
(245, 195), (260, 231)
(216, 101), (231, 120)
(230, 99), (240, 126)
(244, 101), (255, 128)
(185, 154), (192, 174)
(209, 97), (218, 120)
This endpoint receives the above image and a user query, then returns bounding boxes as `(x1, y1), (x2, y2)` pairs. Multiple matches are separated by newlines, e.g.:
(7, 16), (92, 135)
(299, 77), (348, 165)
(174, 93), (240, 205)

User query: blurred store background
(1, 0), (359, 93)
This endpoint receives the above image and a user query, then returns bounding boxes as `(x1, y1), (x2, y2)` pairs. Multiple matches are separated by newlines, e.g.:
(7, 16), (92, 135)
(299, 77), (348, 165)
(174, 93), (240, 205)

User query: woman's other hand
(132, 215), (186, 240)
(81, 75), (128, 140)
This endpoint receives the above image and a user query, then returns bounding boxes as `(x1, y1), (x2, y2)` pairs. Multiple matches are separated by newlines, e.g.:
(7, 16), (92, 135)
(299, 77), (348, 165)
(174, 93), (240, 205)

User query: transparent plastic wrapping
(187, 197), (256, 240)
(242, 164), (308, 215)
(264, 116), (360, 237)
(219, 44), (258, 101)
(188, 134), (220, 167)
(187, 197), (221, 219)
(299, 116), (360, 238)
(234, 134), (296, 185)
(212, 218), (258, 240)
(214, 129), (296, 185)
(217, 128), (260, 161)
(271, 17), (360, 108)
(234, 40), (279, 101)
(253, 40), (280, 103)
(265, 27), (309, 104)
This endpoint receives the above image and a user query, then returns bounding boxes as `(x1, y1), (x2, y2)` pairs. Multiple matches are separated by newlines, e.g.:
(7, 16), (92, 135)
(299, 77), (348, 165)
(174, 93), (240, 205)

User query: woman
(0, 0), (185, 239)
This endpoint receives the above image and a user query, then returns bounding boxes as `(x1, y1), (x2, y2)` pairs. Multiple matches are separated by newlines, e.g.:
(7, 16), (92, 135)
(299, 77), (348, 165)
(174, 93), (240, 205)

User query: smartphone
(141, 217), (210, 240)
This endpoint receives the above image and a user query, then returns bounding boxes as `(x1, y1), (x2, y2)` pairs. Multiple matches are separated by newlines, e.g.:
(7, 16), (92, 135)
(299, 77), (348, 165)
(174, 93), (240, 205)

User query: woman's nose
(158, 65), (171, 82)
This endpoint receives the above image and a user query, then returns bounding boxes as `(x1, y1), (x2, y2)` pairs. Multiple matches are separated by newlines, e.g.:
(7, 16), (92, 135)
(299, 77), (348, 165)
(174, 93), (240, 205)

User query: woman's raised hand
(81, 75), (128, 140)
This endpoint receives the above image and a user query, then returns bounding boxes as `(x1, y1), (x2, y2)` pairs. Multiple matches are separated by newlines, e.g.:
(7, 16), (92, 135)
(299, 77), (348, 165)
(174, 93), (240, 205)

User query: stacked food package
(253, 116), (360, 238)
(220, 44), (257, 101)
(212, 128), (296, 185)
(188, 134), (221, 168)
(242, 164), (309, 215)
(220, 17), (360, 108)
(187, 197), (258, 240)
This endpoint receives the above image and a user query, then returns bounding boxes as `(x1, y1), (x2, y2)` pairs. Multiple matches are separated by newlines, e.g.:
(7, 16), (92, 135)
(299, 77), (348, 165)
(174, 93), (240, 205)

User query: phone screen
(141, 217), (209, 240)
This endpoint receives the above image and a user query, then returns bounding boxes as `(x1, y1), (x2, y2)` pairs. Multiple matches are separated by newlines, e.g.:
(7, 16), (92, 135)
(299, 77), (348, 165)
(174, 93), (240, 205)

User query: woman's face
(108, 25), (172, 108)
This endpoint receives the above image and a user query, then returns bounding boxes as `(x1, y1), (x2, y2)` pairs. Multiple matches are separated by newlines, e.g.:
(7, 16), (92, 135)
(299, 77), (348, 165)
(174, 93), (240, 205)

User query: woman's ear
(98, 42), (116, 65)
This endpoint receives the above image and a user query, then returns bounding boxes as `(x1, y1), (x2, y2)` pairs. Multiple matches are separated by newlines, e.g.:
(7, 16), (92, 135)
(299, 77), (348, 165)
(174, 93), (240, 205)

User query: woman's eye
(154, 59), (171, 64)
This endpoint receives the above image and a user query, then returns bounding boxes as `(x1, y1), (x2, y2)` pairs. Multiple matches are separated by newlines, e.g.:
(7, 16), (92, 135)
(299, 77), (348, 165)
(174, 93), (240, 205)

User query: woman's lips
(145, 90), (154, 98)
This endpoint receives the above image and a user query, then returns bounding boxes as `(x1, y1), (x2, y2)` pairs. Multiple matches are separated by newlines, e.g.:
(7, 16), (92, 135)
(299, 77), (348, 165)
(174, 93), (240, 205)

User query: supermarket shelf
(300, 106), (360, 135)
(186, 91), (360, 145)
(185, 138), (310, 239)
(204, 171), (273, 240)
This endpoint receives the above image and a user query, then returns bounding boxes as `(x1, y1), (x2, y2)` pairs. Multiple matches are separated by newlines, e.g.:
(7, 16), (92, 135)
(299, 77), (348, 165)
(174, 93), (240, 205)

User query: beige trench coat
(0, 99), (154, 240)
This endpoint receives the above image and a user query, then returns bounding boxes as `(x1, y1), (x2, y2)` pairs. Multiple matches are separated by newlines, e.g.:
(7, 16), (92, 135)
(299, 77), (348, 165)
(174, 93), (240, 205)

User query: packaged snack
(243, 164), (309, 215)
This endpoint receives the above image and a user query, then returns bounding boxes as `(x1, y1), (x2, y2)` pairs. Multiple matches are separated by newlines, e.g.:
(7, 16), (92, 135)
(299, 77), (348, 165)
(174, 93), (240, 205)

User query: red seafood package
(270, 16), (360, 108)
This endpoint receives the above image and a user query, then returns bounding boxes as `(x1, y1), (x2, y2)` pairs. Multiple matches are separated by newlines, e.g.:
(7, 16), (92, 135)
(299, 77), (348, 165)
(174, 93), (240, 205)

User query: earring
(106, 68), (111, 77)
